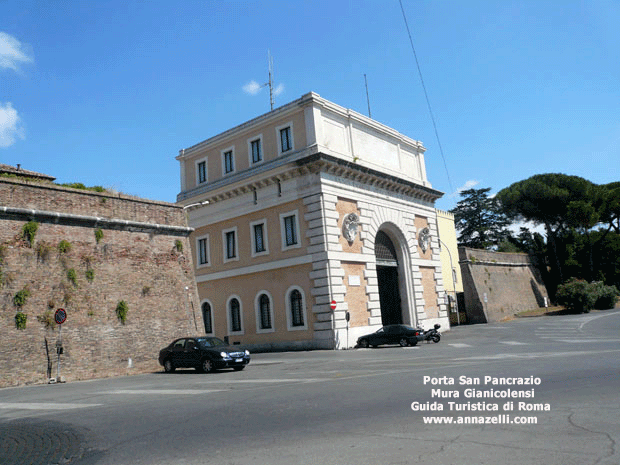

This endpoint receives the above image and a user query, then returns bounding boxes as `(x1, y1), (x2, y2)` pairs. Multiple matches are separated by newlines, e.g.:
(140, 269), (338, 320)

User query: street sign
(330, 300), (337, 310)
(54, 308), (67, 325)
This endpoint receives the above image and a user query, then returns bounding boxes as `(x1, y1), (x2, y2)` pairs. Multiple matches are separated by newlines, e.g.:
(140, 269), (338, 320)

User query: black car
(356, 324), (423, 348)
(158, 337), (250, 373)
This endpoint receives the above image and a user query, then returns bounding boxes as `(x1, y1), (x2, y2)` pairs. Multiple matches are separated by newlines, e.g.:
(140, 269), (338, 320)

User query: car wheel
(163, 359), (175, 373)
(399, 338), (409, 347)
(201, 358), (214, 373)
(432, 334), (440, 343)
(233, 366), (245, 371)
(358, 339), (369, 348)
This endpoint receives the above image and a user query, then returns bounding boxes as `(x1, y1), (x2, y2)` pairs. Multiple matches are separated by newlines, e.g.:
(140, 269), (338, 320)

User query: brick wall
(458, 248), (549, 323)
(0, 178), (199, 387)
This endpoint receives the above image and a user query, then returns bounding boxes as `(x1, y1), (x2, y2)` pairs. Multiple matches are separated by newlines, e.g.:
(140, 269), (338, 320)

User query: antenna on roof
(364, 74), (372, 118)
(267, 51), (275, 110)
(257, 51), (277, 111)
(250, 50), (279, 111)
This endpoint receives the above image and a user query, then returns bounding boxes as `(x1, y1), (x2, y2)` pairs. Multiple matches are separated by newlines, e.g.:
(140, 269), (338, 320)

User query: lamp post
(439, 239), (460, 326)
(183, 200), (210, 210)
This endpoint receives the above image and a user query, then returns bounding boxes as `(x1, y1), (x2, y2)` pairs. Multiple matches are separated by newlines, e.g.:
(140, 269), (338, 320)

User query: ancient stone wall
(0, 178), (199, 387)
(458, 247), (549, 324)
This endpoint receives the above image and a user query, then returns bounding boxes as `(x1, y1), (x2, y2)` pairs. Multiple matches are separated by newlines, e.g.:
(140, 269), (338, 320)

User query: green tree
(496, 174), (600, 285)
(451, 187), (511, 249)
(599, 182), (620, 233)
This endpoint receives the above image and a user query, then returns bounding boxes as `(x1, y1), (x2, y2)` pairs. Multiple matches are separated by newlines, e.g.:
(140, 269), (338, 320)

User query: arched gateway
(374, 230), (405, 326)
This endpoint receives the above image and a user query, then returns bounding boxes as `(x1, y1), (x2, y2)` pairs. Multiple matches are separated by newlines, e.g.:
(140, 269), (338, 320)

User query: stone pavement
(0, 419), (102, 465)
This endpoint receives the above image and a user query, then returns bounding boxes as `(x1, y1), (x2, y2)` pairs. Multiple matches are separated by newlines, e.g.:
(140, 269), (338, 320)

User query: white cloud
(458, 179), (480, 192)
(273, 83), (284, 96)
(0, 32), (34, 72)
(0, 102), (25, 148)
(242, 80), (263, 95)
(243, 80), (285, 98)
(448, 179), (480, 198)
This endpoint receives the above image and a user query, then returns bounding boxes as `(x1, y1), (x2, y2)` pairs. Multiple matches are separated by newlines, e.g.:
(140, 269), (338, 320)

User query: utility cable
(399, 0), (454, 193)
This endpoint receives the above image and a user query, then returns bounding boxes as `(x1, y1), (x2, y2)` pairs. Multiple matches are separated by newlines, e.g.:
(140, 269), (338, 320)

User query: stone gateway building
(177, 92), (449, 350)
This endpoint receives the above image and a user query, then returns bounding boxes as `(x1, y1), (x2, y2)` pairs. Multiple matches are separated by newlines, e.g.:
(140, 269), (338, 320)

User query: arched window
(229, 298), (241, 332)
(259, 294), (272, 329)
(290, 290), (304, 327)
(202, 301), (213, 334)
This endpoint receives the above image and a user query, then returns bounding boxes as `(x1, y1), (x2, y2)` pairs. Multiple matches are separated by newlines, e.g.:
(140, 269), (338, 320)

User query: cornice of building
(178, 147), (443, 206)
(0, 206), (193, 237)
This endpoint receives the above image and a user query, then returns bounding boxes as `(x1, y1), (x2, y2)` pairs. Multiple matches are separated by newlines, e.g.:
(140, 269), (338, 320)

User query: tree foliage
(495, 173), (620, 292)
(496, 174), (599, 282)
(599, 182), (620, 233)
(451, 187), (510, 249)
(496, 173), (597, 231)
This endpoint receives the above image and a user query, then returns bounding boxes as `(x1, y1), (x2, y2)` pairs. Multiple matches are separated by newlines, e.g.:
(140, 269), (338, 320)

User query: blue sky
(2, 0), (619, 211)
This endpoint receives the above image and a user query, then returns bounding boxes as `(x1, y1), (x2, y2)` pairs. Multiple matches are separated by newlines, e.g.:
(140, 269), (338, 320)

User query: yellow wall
(436, 209), (463, 294)
(198, 263), (314, 345)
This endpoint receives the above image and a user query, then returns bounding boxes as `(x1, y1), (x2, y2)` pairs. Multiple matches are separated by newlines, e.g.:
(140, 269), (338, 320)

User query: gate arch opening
(374, 230), (403, 326)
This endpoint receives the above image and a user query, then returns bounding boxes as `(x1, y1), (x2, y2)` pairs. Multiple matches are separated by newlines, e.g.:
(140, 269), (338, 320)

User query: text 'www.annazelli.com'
(423, 415), (538, 425)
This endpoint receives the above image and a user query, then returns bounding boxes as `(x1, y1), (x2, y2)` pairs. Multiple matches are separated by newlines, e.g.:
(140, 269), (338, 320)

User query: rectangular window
(198, 238), (208, 265)
(250, 219), (268, 257)
(197, 161), (207, 184)
(280, 127), (292, 152)
(226, 230), (236, 259)
(284, 215), (297, 246)
(254, 223), (265, 253)
(251, 139), (262, 163)
(224, 150), (234, 174)
(280, 210), (300, 251)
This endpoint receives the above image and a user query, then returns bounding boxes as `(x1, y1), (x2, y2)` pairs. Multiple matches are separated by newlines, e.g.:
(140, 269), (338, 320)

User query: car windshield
(196, 337), (227, 348)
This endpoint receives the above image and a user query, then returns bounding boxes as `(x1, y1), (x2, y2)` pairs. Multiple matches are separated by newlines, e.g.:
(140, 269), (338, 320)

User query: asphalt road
(1, 309), (619, 465)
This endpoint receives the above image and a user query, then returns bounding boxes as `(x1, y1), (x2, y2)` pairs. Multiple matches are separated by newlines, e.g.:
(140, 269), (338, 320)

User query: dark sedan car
(356, 324), (423, 348)
(158, 337), (250, 373)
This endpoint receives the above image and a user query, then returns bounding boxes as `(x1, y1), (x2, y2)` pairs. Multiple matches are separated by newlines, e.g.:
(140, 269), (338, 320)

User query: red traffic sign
(330, 300), (337, 310)
(54, 308), (67, 325)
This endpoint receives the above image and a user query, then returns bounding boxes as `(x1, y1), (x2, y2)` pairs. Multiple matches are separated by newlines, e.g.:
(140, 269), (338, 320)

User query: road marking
(555, 338), (620, 343)
(104, 390), (226, 395)
(578, 311), (620, 330)
(0, 403), (101, 410)
(500, 341), (527, 345)
(537, 331), (580, 334)
(448, 343), (471, 348)
(190, 379), (324, 383)
(456, 348), (620, 361)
